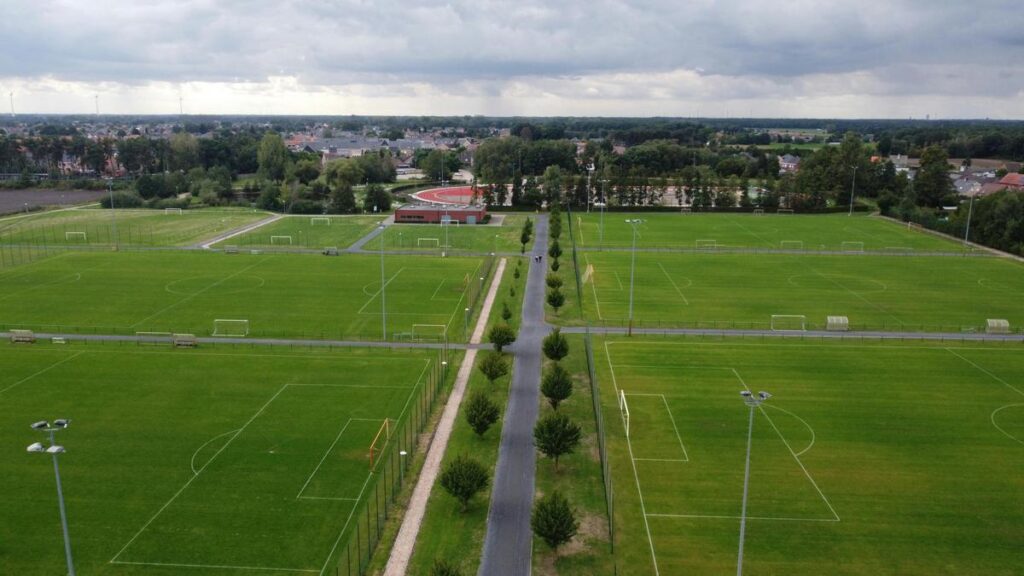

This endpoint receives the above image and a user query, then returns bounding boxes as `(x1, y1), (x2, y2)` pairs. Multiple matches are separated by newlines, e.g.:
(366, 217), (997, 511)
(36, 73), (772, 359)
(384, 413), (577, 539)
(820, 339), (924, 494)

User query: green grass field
(210, 215), (385, 250)
(0, 208), (270, 247)
(577, 251), (1024, 331)
(596, 337), (1024, 575)
(1, 343), (440, 575)
(364, 214), (535, 254)
(574, 213), (968, 253)
(0, 251), (485, 340)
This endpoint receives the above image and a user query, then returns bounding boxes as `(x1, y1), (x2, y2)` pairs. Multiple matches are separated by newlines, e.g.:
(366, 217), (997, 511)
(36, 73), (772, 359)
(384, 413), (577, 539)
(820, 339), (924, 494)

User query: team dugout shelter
(394, 204), (487, 224)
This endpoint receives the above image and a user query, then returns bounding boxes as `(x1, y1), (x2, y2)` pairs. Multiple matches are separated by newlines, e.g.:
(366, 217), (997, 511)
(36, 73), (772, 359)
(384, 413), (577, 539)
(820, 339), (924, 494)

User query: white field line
(726, 216), (777, 247)
(297, 419), (355, 499)
(990, 403), (1024, 446)
(731, 368), (840, 522)
(0, 351), (84, 395)
(110, 384), (290, 564)
(585, 254), (604, 320)
(430, 278), (446, 300)
(318, 473), (374, 576)
(357, 267), (406, 314)
(129, 258), (268, 329)
(199, 213), (284, 249)
(613, 271), (624, 290)
(603, 339), (1024, 354)
(662, 394), (690, 460)
(189, 429), (240, 475)
(646, 513), (838, 523)
(634, 458), (689, 463)
(383, 258), (506, 576)
(109, 559), (318, 573)
(945, 348), (1024, 397)
(623, 392), (662, 576)
(287, 383), (415, 390)
(764, 404), (817, 457)
(810, 269), (905, 326)
(656, 262), (689, 305)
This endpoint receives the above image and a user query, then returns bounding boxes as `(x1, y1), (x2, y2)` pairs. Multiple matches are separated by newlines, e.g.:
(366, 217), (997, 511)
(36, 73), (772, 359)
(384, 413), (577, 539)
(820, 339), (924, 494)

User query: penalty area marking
(990, 404), (1024, 446)
(657, 262), (690, 305)
(357, 267), (407, 314)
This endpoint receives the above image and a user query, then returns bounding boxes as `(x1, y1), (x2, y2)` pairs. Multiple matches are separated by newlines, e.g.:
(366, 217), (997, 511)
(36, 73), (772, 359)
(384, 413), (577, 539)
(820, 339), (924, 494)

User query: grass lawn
(577, 251), (1024, 332)
(573, 212), (968, 253)
(0, 251), (486, 340)
(210, 215), (385, 250)
(0, 207), (270, 247)
(365, 214), (536, 254)
(1, 342), (441, 575)
(596, 337), (1024, 575)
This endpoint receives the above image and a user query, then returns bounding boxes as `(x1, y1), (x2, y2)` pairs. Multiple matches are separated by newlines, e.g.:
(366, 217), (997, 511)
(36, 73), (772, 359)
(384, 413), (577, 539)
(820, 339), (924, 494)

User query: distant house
(997, 173), (1024, 190)
(778, 154), (801, 174)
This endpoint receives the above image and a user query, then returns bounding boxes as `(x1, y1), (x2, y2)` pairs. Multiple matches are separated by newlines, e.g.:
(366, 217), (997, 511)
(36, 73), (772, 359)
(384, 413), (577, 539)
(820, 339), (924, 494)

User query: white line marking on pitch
(318, 472), (374, 576)
(990, 404), (1024, 446)
(763, 403), (817, 457)
(0, 351), (84, 395)
(945, 348), (1024, 397)
(585, 254), (604, 320)
(296, 419), (355, 499)
(109, 559), (318, 573)
(646, 512), (838, 522)
(357, 267), (406, 314)
(189, 429), (241, 475)
(110, 383), (290, 564)
(656, 262), (689, 305)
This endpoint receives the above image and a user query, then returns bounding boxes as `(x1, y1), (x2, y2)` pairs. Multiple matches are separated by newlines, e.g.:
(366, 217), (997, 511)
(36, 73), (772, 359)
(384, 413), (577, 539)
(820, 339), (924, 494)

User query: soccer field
(1, 343), (443, 575)
(596, 337), (1024, 575)
(211, 215), (385, 250)
(364, 214), (534, 253)
(578, 251), (1024, 331)
(0, 207), (271, 247)
(574, 212), (969, 253)
(0, 251), (485, 340)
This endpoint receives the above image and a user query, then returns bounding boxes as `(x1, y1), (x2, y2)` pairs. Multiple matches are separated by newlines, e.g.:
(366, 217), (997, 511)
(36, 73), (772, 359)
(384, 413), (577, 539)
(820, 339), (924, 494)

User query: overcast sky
(2, 0), (1023, 118)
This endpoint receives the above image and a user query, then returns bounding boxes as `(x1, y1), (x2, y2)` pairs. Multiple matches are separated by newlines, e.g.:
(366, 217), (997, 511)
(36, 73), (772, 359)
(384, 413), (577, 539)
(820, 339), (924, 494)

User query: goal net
(212, 319), (250, 337)
(840, 241), (865, 252)
(310, 217), (331, 226)
(270, 235), (293, 245)
(417, 238), (440, 248)
(618, 390), (630, 438)
(752, 208), (765, 215)
(680, 207), (692, 214)
(368, 419), (392, 470)
(770, 315), (807, 331)
(65, 231), (87, 242)
(780, 240), (804, 250)
(164, 208), (183, 215)
(695, 239), (717, 249)
(581, 264), (595, 284)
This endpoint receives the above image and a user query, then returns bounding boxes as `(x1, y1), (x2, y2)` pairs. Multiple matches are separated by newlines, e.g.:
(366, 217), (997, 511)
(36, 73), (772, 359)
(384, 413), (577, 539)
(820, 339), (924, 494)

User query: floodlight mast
(379, 222), (387, 341)
(625, 219), (644, 336)
(27, 419), (76, 576)
(847, 165), (858, 216)
(737, 391), (770, 576)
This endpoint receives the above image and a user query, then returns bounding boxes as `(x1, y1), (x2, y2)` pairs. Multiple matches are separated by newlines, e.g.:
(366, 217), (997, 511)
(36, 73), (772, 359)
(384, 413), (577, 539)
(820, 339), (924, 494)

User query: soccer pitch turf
(0, 208), (271, 247)
(210, 215), (385, 250)
(0, 250), (485, 339)
(363, 214), (534, 253)
(578, 251), (1024, 331)
(596, 337), (1024, 575)
(574, 212), (970, 253)
(1, 343), (440, 575)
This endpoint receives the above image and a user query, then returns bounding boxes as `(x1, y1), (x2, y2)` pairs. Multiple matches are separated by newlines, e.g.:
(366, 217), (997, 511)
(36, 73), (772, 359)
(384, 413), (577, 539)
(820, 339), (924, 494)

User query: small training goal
(270, 235), (293, 245)
(310, 217), (331, 226)
(770, 314), (807, 331)
(840, 241), (865, 252)
(65, 231), (87, 242)
(776, 209), (795, 215)
(695, 239), (718, 249)
(680, 207), (692, 214)
(780, 240), (804, 250)
(618, 390), (631, 438)
(752, 208), (765, 216)
(164, 207), (183, 215)
(417, 238), (441, 248)
(440, 220), (460, 227)
(212, 319), (250, 337)
(411, 324), (447, 343)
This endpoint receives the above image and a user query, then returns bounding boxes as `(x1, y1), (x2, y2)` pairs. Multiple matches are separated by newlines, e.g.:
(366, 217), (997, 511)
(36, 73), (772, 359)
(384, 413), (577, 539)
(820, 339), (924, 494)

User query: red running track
(410, 186), (478, 205)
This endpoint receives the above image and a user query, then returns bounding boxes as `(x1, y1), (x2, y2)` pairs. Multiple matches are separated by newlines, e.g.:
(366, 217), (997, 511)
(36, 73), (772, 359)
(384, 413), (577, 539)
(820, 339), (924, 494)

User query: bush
(289, 199), (324, 214)
(545, 274), (563, 289)
(439, 454), (490, 511)
(550, 258), (560, 272)
(478, 351), (509, 384)
(429, 559), (463, 576)
(548, 240), (562, 259)
(501, 301), (513, 322)
(542, 328), (569, 361)
(465, 390), (501, 437)
(531, 491), (578, 549)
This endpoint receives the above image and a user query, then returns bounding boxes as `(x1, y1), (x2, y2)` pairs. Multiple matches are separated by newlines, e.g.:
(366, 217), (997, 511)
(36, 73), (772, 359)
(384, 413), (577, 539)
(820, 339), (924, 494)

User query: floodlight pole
(963, 194), (975, 247)
(847, 165), (858, 216)
(737, 392), (770, 576)
(29, 421), (76, 576)
(626, 219), (643, 336)
(586, 163), (595, 213)
(107, 179), (119, 250)
(379, 223), (387, 341)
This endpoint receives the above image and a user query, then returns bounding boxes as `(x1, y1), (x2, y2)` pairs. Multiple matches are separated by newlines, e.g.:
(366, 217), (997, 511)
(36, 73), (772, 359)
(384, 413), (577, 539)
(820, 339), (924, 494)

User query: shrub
(465, 390), (501, 437)
(439, 454), (490, 511)
(531, 491), (578, 549)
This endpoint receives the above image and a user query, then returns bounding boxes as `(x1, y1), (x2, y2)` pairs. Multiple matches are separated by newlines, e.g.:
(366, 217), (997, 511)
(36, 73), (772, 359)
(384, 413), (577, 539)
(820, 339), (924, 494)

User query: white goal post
(780, 240), (804, 250)
(417, 238), (441, 248)
(411, 324), (447, 343)
(619, 390), (631, 438)
(212, 319), (250, 337)
(164, 207), (183, 215)
(65, 231), (87, 242)
(840, 241), (865, 252)
(770, 314), (807, 331)
(270, 235), (293, 245)
(752, 208), (765, 215)
(776, 208), (795, 215)
(310, 217), (331, 226)
(695, 239), (717, 249)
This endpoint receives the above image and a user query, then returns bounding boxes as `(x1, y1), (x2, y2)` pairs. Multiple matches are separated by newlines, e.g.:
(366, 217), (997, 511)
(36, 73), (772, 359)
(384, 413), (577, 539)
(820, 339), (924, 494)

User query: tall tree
(257, 132), (289, 182)
(914, 146), (955, 208)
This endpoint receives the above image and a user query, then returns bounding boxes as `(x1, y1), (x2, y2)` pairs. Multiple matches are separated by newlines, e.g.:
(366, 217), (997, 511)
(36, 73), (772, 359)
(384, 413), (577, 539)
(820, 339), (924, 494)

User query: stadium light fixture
(28, 419), (76, 576)
(737, 390), (770, 576)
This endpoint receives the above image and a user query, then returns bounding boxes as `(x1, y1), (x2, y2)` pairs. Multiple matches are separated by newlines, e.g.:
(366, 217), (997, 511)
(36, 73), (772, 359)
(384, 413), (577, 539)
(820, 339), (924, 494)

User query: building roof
(998, 173), (1024, 187)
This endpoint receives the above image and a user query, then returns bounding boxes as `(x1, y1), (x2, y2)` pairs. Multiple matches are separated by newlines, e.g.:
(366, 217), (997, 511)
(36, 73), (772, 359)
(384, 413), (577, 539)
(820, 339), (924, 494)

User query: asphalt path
(0, 331), (486, 350)
(563, 326), (1024, 342)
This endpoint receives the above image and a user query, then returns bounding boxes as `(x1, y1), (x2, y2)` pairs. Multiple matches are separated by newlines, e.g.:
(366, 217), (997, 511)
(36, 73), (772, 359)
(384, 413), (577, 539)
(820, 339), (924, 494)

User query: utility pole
(963, 194), (976, 247)
(27, 419), (76, 576)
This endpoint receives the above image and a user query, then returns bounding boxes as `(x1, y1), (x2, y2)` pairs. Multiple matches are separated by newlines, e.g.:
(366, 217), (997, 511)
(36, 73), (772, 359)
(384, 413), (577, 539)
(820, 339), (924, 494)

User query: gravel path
(479, 214), (549, 576)
(382, 257), (507, 576)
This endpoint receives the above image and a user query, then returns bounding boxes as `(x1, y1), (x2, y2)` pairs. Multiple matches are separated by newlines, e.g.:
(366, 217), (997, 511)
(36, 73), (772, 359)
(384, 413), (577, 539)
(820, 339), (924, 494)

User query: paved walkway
(563, 326), (1024, 342)
(197, 213), (283, 249)
(480, 215), (549, 575)
(347, 215), (394, 251)
(0, 331), (492, 350)
(383, 258), (507, 576)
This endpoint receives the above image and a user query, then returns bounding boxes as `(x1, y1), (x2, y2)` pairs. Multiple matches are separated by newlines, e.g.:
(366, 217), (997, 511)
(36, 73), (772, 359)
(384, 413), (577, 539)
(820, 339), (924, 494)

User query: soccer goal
(770, 314), (807, 331)
(619, 390), (631, 438)
(840, 241), (865, 252)
(780, 240), (804, 250)
(412, 324), (447, 343)
(65, 231), (87, 242)
(776, 209), (795, 215)
(164, 207), (183, 215)
(223, 245), (239, 254)
(322, 246), (339, 256)
(212, 319), (250, 337)
(417, 238), (441, 248)
(368, 419), (392, 470)
(680, 207), (692, 214)
(310, 217), (331, 226)
(752, 208), (765, 215)
(581, 264), (595, 284)
(696, 239), (717, 249)
(270, 235), (293, 245)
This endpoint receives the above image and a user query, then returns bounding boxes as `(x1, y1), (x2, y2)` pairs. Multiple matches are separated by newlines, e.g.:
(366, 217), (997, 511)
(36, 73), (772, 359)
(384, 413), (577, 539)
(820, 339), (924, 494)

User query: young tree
(531, 491), (579, 549)
(465, 390), (501, 437)
(541, 363), (573, 410)
(478, 351), (510, 384)
(546, 288), (565, 313)
(545, 273), (563, 289)
(501, 301), (513, 321)
(542, 328), (569, 361)
(429, 559), (463, 576)
(488, 323), (517, 352)
(547, 240), (562, 260)
(439, 454), (490, 511)
(533, 412), (582, 470)
(520, 228), (531, 251)
(550, 258), (560, 272)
